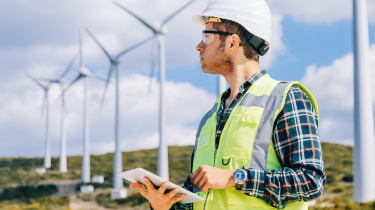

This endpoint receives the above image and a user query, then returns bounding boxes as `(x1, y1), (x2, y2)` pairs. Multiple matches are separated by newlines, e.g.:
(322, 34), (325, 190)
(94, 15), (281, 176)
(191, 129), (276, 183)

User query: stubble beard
(202, 43), (234, 76)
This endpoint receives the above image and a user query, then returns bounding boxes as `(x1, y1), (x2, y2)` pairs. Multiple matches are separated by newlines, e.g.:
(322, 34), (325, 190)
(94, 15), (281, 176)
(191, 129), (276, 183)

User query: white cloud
(301, 44), (375, 145)
(0, 73), (216, 157)
(0, 0), (287, 79)
(0, 0), (220, 158)
(260, 14), (286, 69)
(267, 0), (351, 24)
(0, 0), (208, 76)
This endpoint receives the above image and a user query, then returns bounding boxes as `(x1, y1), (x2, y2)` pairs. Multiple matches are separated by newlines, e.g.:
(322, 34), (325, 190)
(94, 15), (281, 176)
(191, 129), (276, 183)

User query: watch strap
(235, 182), (243, 191)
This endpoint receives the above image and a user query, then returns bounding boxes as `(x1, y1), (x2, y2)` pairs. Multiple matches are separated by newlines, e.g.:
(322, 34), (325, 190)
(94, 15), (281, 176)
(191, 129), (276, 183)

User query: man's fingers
(190, 165), (203, 180)
(144, 177), (156, 193)
(130, 182), (148, 197)
(166, 187), (180, 200)
(157, 182), (169, 196)
(201, 182), (212, 192)
(196, 175), (207, 190)
(169, 193), (186, 204)
(192, 169), (206, 187)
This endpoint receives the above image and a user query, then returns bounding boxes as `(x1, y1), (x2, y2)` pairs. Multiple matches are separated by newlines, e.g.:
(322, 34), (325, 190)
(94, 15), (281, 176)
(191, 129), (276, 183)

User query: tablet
(119, 168), (204, 204)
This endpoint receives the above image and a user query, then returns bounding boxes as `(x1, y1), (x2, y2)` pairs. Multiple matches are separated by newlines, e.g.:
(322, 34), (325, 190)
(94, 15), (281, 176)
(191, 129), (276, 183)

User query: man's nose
(196, 40), (204, 52)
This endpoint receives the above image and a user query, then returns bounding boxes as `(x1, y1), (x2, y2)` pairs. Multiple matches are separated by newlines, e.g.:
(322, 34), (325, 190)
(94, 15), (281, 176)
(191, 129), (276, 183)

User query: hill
(1, 143), (375, 209)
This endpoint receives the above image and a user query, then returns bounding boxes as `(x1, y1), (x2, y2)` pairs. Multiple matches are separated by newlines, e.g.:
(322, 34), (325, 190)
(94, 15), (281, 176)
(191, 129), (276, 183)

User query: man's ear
(229, 34), (241, 51)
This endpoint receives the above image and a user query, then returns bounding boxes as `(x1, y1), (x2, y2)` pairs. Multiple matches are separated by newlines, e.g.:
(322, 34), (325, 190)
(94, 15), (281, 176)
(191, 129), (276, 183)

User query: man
(130, 0), (326, 209)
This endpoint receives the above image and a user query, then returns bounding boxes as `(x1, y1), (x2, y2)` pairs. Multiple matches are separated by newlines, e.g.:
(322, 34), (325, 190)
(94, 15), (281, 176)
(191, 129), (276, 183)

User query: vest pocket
(223, 107), (264, 160)
(221, 156), (250, 170)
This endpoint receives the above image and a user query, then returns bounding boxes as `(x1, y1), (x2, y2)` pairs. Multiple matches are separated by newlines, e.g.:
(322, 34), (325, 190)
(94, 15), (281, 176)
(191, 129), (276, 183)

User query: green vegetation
(0, 196), (69, 210)
(0, 145), (193, 187)
(96, 192), (148, 208)
(0, 184), (58, 200)
(310, 198), (375, 210)
(1, 143), (374, 209)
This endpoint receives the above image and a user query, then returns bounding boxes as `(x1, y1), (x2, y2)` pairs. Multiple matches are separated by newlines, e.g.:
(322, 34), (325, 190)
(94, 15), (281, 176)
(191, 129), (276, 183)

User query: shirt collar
(221, 69), (268, 97)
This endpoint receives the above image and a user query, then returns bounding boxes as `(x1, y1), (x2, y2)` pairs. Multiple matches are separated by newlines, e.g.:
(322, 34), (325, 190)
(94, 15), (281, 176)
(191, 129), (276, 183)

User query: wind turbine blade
(64, 75), (83, 93)
(90, 72), (107, 81)
(59, 51), (79, 79)
(85, 29), (112, 60)
(34, 78), (54, 82)
(25, 73), (47, 90)
(162, 0), (197, 24)
(113, 1), (154, 31)
(79, 30), (83, 68)
(148, 37), (158, 94)
(99, 65), (114, 110)
(55, 74), (83, 104)
(58, 83), (67, 114)
(117, 36), (153, 58)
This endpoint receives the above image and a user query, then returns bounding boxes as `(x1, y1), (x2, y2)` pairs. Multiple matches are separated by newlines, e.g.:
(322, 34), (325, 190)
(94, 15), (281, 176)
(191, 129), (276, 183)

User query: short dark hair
(212, 19), (259, 63)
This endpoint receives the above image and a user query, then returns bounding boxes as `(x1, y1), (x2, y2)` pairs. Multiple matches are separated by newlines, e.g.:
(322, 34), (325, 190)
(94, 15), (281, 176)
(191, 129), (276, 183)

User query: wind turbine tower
(353, 0), (375, 202)
(85, 29), (152, 196)
(26, 75), (52, 169)
(114, 0), (197, 181)
(34, 54), (78, 173)
(64, 31), (106, 184)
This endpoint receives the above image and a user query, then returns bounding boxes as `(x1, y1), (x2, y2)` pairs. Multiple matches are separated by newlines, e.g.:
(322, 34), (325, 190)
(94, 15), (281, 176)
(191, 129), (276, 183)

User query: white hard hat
(192, 0), (272, 47)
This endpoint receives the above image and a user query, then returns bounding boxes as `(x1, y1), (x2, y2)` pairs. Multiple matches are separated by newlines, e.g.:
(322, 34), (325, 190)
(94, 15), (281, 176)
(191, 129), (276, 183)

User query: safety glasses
(202, 30), (243, 46)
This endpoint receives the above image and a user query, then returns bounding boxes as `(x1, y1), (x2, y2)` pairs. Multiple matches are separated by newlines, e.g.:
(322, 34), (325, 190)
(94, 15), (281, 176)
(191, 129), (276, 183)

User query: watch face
(234, 170), (247, 181)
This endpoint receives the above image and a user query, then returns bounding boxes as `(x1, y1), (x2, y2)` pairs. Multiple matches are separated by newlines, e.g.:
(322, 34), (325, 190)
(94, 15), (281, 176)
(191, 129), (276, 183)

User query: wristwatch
(233, 169), (247, 191)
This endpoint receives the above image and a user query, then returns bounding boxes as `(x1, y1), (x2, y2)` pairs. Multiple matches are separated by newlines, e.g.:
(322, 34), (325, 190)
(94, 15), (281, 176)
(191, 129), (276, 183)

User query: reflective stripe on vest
(193, 103), (218, 161)
(250, 81), (290, 170)
(192, 76), (317, 210)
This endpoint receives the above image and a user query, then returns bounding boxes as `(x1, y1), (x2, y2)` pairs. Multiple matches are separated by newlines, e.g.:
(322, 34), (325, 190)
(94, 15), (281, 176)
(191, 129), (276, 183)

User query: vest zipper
(203, 191), (210, 210)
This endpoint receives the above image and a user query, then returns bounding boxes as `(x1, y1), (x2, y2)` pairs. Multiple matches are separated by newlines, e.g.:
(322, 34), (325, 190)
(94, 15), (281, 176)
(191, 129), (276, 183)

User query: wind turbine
(85, 29), (152, 190)
(207, 0), (227, 97)
(64, 31), (106, 183)
(34, 53), (79, 173)
(26, 74), (52, 169)
(114, 0), (197, 180)
(353, 0), (375, 202)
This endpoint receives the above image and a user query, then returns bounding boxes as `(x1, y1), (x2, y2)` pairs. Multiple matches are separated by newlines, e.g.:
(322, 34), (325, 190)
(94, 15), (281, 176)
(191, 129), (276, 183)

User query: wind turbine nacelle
(80, 67), (91, 76)
(153, 22), (168, 35)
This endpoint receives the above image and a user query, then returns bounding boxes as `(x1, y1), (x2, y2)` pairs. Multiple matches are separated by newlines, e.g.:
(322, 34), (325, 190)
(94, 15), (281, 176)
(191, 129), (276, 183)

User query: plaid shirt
(167, 70), (326, 210)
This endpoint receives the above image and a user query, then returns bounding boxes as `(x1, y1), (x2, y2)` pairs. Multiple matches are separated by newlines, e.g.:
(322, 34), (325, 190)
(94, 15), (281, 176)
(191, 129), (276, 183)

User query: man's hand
(130, 177), (186, 210)
(190, 165), (236, 192)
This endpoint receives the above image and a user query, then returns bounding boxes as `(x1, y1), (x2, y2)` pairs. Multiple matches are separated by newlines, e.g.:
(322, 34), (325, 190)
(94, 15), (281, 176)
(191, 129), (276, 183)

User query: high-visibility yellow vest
(192, 74), (319, 210)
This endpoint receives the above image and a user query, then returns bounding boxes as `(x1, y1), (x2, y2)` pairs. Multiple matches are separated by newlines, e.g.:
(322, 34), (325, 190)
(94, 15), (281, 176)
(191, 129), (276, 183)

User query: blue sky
(1, 0), (375, 158)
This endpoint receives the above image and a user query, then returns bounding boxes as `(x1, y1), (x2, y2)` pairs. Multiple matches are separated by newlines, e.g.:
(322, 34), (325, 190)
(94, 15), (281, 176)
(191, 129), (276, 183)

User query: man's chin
(201, 67), (218, 75)
(201, 65), (210, 74)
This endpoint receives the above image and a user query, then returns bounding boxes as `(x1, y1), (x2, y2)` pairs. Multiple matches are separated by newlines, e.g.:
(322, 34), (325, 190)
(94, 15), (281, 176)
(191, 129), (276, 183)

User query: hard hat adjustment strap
(246, 34), (269, 56)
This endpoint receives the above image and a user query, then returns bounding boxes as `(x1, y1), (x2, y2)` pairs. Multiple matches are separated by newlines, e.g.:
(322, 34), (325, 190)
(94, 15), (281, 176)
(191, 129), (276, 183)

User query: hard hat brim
(192, 14), (207, 28)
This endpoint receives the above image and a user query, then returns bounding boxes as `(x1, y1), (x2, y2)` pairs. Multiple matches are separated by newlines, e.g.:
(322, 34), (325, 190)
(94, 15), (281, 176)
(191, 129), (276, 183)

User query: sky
(0, 0), (375, 158)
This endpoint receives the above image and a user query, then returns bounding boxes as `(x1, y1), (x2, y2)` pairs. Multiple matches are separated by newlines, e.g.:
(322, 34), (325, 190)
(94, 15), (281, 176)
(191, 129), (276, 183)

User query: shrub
(332, 186), (345, 193)
(96, 192), (148, 208)
(116, 192), (148, 206)
(0, 184), (58, 200)
(342, 173), (353, 182)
